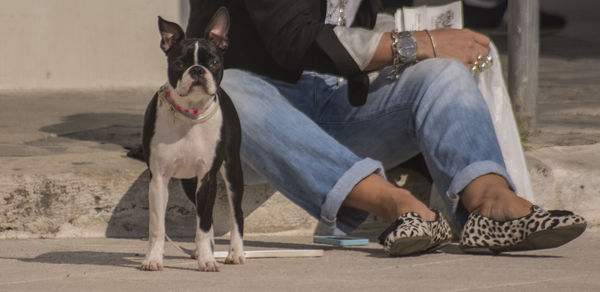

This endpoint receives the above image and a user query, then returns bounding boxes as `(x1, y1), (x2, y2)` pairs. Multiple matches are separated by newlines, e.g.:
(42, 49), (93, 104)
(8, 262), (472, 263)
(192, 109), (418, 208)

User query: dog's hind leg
(192, 172), (220, 272)
(180, 177), (198, 260)
(180, 177), (198, 209)
(221, 161), (245, 264)
(220, 92), (245, 264)
(142, 174), (170, 271)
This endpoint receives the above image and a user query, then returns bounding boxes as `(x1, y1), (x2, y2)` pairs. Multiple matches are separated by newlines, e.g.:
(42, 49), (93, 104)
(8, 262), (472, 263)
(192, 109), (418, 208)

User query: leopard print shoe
(378, 209), (452, 257)
(459, 205), (587, 254)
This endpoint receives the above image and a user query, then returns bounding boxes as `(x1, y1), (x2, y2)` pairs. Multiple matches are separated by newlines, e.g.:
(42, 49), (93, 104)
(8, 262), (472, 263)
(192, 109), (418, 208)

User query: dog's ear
(205, 7), (230, 51)
(158, 16), (185, 54)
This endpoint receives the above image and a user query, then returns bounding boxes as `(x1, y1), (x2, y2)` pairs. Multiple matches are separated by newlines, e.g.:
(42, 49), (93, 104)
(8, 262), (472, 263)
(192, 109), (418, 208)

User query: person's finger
(430, 28), (491, 67)
(466, 43), (490, 65)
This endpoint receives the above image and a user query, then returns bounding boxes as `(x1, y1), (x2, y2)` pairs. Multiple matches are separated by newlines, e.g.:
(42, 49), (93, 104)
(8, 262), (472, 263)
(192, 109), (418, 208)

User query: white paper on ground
(213, 249), (324, 259)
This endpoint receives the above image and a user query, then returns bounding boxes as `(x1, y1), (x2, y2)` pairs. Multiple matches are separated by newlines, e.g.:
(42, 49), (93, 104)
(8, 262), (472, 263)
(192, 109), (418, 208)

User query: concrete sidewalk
(0, 232), (599, 291)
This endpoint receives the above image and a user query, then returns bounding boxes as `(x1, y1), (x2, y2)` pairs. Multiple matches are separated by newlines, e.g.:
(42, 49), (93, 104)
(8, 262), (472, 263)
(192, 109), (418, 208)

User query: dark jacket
(187, 0), (382, 106)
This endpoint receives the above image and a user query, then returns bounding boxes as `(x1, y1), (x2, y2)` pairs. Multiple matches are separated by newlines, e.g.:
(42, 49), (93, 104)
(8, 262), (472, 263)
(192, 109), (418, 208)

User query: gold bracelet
(425, 30), (437, 58)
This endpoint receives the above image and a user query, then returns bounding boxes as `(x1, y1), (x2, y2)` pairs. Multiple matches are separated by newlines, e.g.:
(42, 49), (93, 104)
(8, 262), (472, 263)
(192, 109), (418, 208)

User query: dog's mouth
(178, 79), (213, 96)
(190, 80), (206, 92)
(176, 68), (217, 97)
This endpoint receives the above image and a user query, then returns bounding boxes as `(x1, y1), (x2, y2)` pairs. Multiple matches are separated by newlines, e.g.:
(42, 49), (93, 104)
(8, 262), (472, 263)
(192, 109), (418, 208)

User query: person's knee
(220, 69), (268, 122)
(220, 69), (288, 128)
(411, 58), (471, 86)
(222, 68), (248, 82)
(410, 58), (488, 112)
(221, 69), (254, 94)
(221, 69), (276, 107)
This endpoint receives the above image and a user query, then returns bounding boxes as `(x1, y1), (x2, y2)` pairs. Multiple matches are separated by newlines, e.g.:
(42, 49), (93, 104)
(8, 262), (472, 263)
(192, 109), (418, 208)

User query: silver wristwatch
(388, 30), (417, 80)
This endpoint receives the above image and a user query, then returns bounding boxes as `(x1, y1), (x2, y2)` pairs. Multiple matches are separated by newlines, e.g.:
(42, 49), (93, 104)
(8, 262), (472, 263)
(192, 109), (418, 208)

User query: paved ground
(0, 232), (598, 291)
(494, 0), (600, 148)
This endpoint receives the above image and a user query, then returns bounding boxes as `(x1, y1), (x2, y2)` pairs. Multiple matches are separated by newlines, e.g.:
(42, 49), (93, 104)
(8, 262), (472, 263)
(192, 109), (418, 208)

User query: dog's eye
(210, 59), (219, 67)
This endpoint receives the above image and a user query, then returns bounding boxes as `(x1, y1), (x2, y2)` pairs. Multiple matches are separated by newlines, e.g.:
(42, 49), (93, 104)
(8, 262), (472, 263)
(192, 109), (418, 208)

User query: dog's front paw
(142, 239), (164, 271)
(141, 260), (163, 271)
(198, 258), (220, 272)
(225, 250), (245, 265)
(142, 241), (165, 271)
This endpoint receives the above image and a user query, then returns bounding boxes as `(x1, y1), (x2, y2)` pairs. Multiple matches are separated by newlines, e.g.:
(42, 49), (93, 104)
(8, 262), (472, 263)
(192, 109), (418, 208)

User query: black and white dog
(141, 8), (244, 272)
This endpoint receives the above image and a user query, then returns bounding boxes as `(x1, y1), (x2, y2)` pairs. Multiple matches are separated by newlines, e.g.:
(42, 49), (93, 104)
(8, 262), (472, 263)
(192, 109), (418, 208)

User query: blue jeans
(220, 58), (515, 235)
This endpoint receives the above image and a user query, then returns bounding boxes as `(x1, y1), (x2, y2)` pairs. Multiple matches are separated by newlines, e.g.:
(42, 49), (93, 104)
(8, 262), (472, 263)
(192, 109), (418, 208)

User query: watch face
(398, 33), (417, 60)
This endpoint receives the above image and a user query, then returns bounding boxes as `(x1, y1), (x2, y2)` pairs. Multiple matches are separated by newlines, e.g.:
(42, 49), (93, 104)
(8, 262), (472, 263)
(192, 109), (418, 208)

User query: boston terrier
(141, 8), (244, 272)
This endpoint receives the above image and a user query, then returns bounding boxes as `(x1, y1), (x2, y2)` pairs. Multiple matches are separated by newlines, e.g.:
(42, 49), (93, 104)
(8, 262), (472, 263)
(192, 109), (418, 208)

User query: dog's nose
(189, 66), (204, 79)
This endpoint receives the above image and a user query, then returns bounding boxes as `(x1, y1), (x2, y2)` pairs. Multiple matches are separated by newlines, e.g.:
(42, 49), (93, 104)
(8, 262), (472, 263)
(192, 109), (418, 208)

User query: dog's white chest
(150, 104), (223, 179)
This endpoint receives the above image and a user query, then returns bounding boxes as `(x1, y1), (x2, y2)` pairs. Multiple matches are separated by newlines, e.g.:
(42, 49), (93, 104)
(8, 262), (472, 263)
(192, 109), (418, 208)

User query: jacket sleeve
(244, 0), (364, 77)
(245, 0), (383, 105)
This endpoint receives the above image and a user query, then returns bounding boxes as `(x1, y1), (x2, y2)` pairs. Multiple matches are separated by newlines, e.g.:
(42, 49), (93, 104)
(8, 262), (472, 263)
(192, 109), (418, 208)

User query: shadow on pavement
(2, 251), (142, 268)
(39, 112), (143, 151)
(439, 243), (562, 258)
(2, 238), (386, 270)
(38, 112), (274, 239)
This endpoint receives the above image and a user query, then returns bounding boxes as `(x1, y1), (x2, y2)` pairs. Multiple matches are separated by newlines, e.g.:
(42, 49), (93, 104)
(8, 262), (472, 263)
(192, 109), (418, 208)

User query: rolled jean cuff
(319, 157), (386, 235)
(446, 160), (516, 214)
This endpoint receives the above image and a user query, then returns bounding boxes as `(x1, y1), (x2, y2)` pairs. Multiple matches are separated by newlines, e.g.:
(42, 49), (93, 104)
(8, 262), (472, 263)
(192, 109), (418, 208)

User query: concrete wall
(0, 0), (188, 91)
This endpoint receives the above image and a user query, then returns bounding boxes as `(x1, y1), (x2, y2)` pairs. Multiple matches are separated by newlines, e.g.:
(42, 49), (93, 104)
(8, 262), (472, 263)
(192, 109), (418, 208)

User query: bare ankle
(343, 174), (436, 222)
(389, 190), (436, 221)
(461, 174), (508, 212)
(461, 175), (532, 220)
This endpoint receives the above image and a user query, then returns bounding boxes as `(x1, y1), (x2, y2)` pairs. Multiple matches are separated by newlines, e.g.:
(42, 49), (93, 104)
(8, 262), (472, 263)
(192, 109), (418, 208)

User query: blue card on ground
(313, 235), (370, 246)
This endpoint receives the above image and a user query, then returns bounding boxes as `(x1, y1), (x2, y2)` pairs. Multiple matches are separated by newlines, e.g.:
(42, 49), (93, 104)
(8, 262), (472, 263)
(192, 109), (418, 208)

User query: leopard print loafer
(459, 205), (587, 254)
(378, 209), (452, 256)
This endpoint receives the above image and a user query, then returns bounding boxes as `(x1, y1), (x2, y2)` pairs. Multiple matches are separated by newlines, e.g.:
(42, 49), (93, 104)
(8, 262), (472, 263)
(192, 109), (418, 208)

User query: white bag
(474, 43), (534, 201)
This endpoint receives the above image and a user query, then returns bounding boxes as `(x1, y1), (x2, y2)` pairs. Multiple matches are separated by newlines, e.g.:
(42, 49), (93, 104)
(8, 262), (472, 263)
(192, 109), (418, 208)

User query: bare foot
(461, 174), (533, 221)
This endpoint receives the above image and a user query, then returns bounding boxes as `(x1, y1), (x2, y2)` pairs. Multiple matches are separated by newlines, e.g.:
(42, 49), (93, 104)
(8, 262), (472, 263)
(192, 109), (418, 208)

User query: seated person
(185, 0), (585, 256)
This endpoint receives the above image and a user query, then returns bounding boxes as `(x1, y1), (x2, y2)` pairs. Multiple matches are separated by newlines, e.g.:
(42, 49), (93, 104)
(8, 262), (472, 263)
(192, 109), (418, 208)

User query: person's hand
(415, 28), (491, 67)
(365, 28), (491, 72)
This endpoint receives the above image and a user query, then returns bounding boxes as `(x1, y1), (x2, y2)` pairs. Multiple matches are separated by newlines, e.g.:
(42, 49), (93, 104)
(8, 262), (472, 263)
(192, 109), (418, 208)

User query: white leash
(165, 234), (190, 256)
(164, 234), (324, 259)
